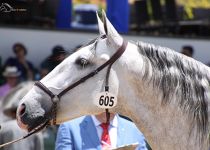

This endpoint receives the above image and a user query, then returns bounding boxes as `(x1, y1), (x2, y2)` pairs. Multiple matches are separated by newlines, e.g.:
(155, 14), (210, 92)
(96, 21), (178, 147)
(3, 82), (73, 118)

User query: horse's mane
(137, 41), (210, 142)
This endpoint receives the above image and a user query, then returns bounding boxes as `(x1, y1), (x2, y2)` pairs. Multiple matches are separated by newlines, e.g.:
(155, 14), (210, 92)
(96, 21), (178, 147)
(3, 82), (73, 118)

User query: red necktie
(100, 123), (111, 149)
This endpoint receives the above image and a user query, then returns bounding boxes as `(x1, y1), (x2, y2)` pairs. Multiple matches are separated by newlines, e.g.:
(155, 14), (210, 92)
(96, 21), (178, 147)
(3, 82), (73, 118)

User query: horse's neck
(115, 42), (209, 150)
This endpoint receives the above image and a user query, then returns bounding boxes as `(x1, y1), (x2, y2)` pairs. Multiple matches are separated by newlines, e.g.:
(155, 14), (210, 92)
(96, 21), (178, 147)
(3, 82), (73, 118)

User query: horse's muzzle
(16, 102), (49, 132)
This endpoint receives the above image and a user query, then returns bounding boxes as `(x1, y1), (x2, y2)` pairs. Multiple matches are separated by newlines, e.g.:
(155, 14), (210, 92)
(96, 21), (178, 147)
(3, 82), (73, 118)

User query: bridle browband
(35, 40), (128, 125)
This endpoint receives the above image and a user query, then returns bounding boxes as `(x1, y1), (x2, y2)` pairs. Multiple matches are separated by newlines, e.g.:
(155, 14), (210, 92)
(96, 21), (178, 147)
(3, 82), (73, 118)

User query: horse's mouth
(17, 115), (28, 130)
(27, 120), (49, 134)
(16, 102), (53, 132)
(17, 114), (50, 132)
(27, 119), (50, 132)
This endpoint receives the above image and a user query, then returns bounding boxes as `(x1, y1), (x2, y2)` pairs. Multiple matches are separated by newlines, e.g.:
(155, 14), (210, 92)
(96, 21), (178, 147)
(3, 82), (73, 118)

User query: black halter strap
(0, 40), (127, 149)
(35, 40), (128, 125)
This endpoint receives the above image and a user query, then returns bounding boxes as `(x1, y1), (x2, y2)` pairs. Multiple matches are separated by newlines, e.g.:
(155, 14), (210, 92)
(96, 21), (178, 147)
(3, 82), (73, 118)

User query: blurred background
(0, 0), (210, 150)
(0, 0), (209, 69)
(0, 0), (210, 36)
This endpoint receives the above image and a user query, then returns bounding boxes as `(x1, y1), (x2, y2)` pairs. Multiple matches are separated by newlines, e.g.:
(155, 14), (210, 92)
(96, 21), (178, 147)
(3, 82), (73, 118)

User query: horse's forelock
(137, 41), (210, 143)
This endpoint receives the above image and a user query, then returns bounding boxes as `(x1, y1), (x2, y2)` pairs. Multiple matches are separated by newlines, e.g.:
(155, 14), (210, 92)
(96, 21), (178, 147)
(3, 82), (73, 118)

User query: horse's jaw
(50, 62), (121, 124)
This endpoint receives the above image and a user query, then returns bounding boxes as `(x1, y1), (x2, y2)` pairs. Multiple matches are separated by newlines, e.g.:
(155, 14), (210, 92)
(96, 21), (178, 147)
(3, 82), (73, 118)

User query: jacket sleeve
(127, 122), (148, 150)
(55, 123), (73, 150)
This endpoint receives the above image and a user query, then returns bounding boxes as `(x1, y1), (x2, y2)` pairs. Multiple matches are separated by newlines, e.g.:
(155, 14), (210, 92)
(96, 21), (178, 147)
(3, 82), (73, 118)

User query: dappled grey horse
(16, 11), (210, 150)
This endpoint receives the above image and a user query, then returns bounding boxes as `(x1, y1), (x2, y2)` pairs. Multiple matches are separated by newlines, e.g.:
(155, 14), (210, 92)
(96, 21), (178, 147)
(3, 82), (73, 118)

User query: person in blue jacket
(55, 112), (148, 150)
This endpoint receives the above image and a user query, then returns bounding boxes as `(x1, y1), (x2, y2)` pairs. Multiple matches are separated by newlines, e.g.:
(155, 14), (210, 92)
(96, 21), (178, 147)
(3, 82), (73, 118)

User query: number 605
(99, 95), (114, 107)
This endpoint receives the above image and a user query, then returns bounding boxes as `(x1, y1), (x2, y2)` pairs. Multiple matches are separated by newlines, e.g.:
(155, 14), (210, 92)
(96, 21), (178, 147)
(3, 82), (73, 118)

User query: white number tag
(94, 92), (117, 109)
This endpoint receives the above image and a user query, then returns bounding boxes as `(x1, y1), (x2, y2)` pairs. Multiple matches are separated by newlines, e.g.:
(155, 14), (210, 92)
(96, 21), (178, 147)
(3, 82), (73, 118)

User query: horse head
(16, 11), (127, 131)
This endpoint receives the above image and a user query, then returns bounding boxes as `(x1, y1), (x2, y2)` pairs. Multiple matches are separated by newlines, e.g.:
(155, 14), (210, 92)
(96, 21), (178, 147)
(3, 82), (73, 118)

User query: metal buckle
(52, 95), (59, 103)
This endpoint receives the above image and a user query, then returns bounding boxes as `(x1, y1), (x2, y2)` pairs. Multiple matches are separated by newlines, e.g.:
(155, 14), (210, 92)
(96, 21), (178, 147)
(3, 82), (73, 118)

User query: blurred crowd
(0, 42), (78, 150)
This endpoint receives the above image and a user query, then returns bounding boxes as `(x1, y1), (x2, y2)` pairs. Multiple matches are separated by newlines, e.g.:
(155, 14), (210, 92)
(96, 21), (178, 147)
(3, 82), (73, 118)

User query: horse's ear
(96, 11), (105, 35)
(101, 10), (123, 49)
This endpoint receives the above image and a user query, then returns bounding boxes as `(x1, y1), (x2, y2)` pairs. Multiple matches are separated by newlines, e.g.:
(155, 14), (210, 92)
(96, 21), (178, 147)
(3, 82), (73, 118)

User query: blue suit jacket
(55, 115), (147, 150)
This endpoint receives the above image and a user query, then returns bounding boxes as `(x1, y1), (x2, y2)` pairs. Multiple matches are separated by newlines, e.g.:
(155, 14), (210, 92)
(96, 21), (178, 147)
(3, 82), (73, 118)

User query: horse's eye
(76, 58), (89, 68)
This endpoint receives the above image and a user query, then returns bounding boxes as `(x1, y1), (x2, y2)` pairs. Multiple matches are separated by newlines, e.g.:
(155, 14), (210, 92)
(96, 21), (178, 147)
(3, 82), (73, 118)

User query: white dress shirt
(91, 115), (118, 148)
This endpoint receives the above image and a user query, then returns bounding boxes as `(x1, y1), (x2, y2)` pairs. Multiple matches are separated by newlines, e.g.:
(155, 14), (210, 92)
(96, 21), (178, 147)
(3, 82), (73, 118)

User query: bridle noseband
(0, 39), (128, 149)
(35, 40), (128, 125)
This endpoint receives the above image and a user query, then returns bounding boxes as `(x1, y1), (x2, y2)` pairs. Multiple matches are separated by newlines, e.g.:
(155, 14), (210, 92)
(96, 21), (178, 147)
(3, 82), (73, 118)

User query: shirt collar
(91, 114), (118, 128)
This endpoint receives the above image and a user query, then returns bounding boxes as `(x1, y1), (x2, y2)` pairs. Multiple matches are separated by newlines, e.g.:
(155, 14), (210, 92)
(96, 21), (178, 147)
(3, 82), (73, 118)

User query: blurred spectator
(0, 56), (4, 85)
(0, 66), (20, 98)
(72, 44), (83, 53)
(42, 126), (57, 150)
(181, 45), (194, 57)
(0, 82), (44, 150)
(40, 45), (68, 77)
(4, 43), (36, 81)
(206, 62), (210, 67)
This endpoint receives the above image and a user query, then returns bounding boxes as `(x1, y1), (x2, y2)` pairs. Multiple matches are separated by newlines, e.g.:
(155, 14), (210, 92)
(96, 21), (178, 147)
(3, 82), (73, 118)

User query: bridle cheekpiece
(35, 39), (128, 125)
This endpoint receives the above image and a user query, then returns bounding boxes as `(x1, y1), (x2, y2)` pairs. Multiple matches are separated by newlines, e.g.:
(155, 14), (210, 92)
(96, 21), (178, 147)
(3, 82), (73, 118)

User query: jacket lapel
(116, 116), (126, 147)
(81, 116), (101, 149)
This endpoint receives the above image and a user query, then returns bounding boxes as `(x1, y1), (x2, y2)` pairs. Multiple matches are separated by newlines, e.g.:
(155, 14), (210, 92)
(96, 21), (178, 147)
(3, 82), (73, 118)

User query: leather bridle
(35, 40), (128, 125)
(0, 39), (128, 149)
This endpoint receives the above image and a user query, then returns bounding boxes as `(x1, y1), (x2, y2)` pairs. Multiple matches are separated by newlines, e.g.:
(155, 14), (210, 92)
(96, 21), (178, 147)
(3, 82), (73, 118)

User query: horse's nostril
(19, 103), (26, 117)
